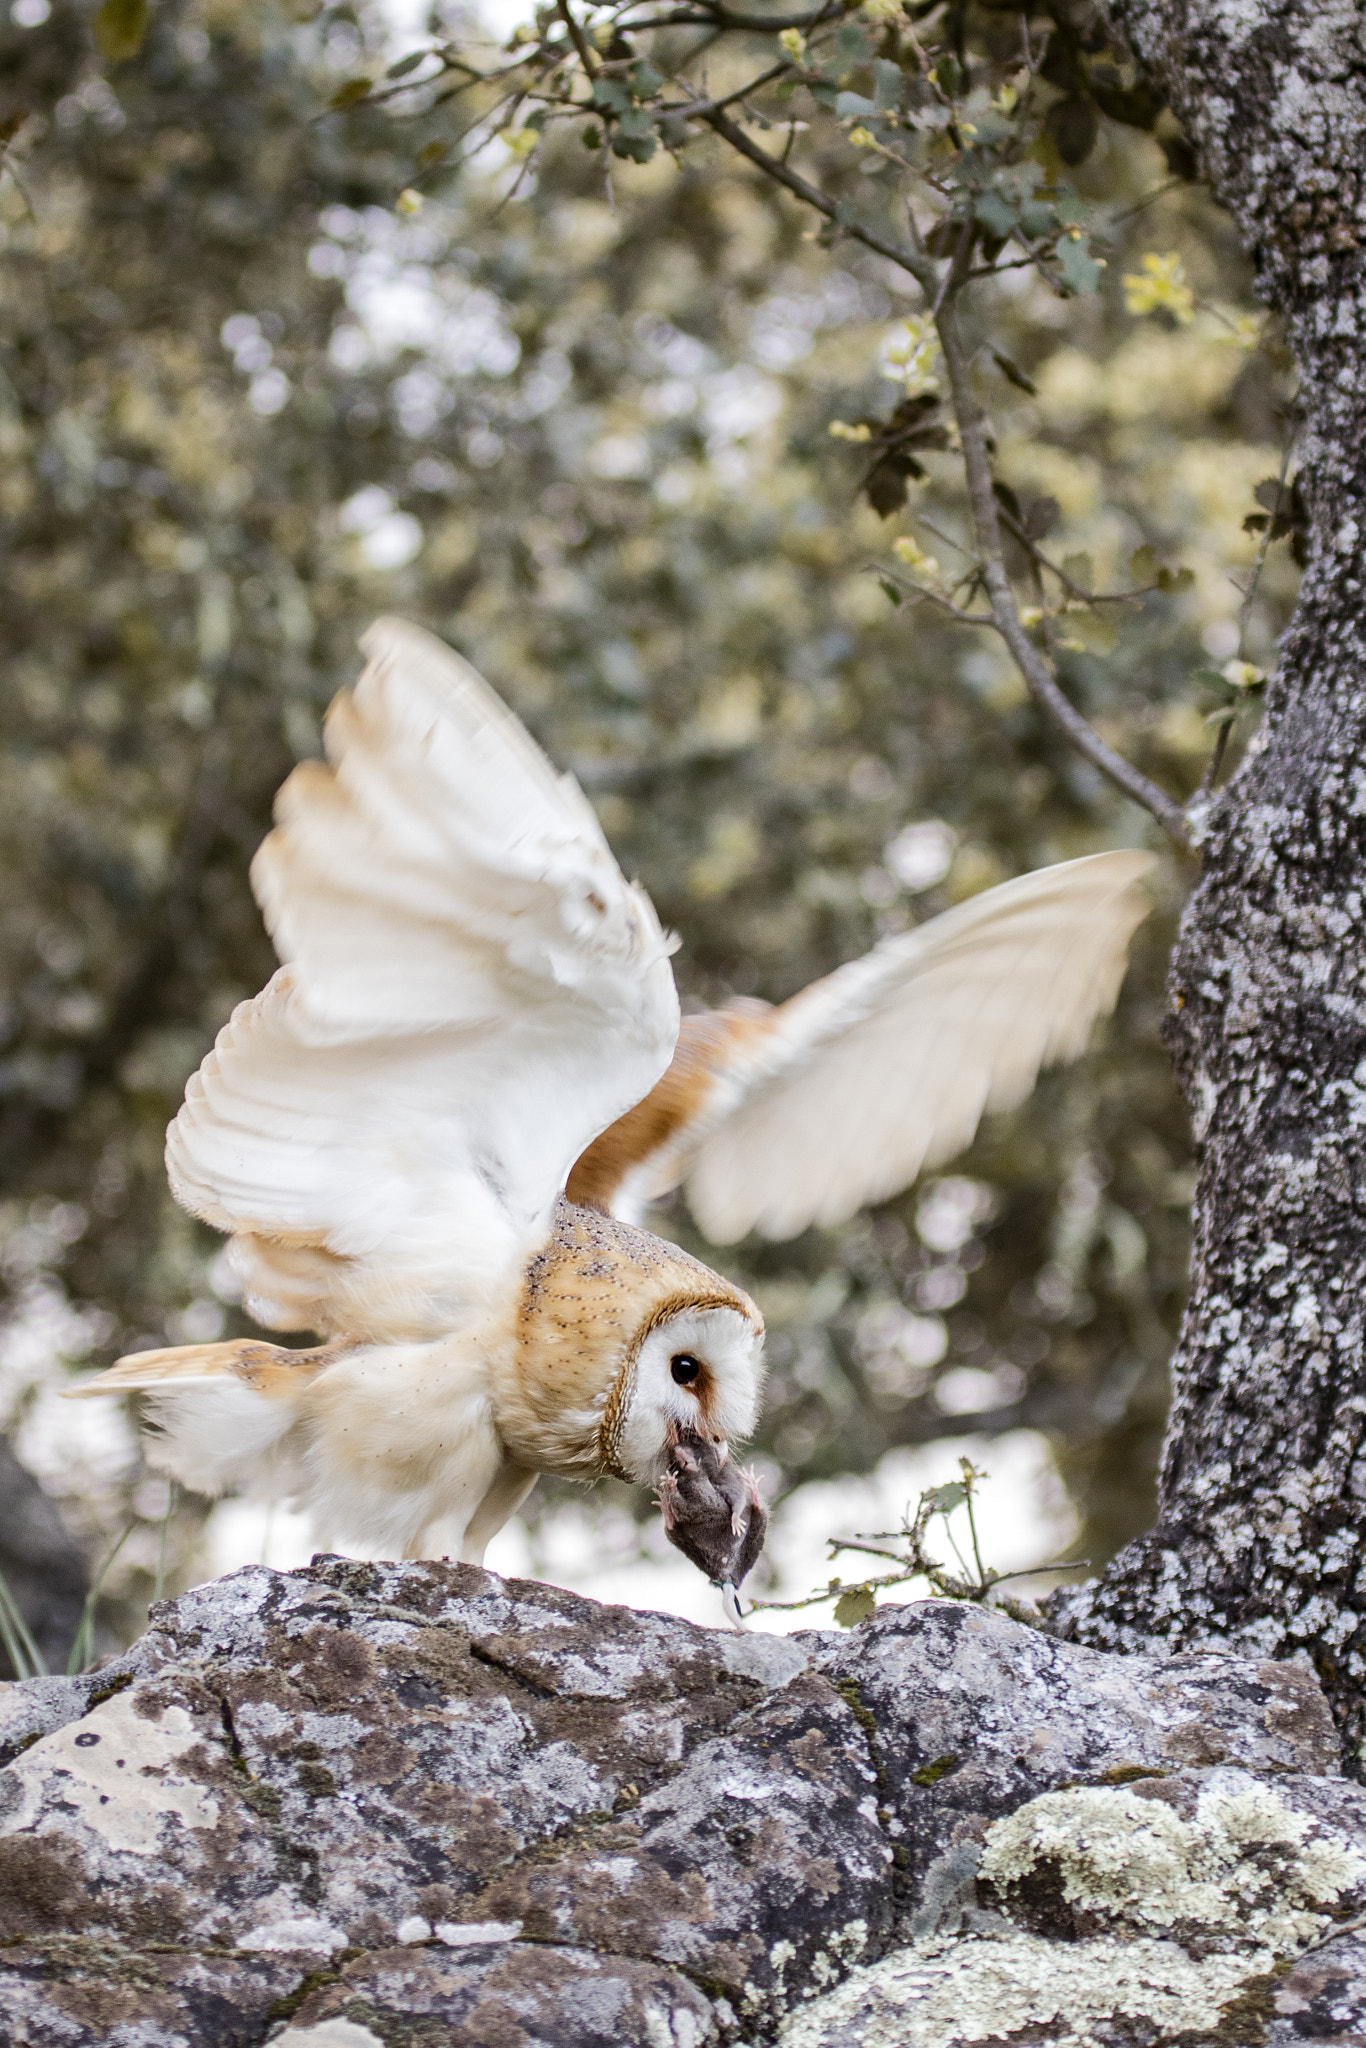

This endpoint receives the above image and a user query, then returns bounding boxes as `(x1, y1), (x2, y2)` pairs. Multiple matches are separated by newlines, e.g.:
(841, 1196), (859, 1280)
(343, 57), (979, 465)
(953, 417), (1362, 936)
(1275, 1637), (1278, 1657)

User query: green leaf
(630, 59), (664, 99)
(974, 191), (1016, 240)
(873, 59), (903, 112)
(94, 0), (148, 62)
(878, 577), (903, 606)
(611, 108), (658, 161)
(386, 50), (429, 80)
(592, 77), (633, 115)
(834, 23), (874, 63)
(1056, 234), (1104, 297)
(1191, 668), (1228, 691)
(923, 1480), (967, 1515)
(1061, 551), (1093, 591)
(924, 216), (965, 258)
(835, 91), (878, 121)
(329, 77), (374, 111)
(1067, 607), (1118, 654)
(1129, 543), (1160, 582)
(990, 347), (1037, 395)
(1019, 200), (1055, 241)
(934, 52), (959, 95)
(1158, 565), (1196, 593)
(834, 1586), (877, 1628)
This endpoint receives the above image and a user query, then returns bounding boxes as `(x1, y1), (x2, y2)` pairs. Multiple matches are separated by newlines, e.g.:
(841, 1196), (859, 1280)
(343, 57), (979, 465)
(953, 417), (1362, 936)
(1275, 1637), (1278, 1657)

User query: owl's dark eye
(670, 1352), (702, 1387)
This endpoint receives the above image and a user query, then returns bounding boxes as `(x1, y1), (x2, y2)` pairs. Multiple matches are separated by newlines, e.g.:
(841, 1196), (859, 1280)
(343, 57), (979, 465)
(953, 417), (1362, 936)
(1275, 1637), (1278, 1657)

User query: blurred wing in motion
(168, 618), (680, 1340)
(570, 850), (1155, 1243)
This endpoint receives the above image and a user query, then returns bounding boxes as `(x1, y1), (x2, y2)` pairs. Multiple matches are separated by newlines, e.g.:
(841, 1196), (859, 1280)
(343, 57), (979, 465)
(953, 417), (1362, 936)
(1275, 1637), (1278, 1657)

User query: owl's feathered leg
(459, 1459), (539, 1566)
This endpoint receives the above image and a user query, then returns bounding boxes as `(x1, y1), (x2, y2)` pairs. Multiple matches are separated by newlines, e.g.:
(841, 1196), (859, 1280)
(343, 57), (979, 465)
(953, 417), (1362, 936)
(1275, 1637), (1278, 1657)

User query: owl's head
(603, 1295), (765, 1486)
(506, 1199), (766, 1493)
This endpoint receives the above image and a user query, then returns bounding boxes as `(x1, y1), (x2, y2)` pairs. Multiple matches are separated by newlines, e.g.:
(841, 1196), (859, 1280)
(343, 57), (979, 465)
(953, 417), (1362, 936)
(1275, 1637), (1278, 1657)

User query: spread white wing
(168, 618), (679, 1341)
(571, 851), (1154, 1243)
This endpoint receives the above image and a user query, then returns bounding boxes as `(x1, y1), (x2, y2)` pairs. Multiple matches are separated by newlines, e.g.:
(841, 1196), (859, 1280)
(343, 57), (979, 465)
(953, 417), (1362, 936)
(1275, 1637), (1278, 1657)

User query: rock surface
(0, 1558), (1361, 2045)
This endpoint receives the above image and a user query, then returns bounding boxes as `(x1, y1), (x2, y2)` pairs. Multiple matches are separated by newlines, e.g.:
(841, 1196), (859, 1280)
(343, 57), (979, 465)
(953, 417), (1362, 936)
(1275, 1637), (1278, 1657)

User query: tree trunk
(1053, 0), (1366, 1763)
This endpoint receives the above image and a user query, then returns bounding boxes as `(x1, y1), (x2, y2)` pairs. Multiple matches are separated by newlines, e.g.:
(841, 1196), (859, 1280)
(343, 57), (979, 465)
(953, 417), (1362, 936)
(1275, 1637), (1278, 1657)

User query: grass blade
(0, 1562), (48, 1680)
(153, 1480), (177, 1606)
(66, 1521), (135, 1677)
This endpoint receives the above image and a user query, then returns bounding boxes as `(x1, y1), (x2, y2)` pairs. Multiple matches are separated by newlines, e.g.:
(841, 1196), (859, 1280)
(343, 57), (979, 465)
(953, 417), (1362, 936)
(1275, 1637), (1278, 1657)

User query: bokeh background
(0, 0), (1298, 1660)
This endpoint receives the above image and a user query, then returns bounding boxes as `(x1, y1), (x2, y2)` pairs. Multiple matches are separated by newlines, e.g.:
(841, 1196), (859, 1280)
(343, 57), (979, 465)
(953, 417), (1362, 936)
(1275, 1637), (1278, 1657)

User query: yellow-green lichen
(777, 1776), (1365, 2047)
(776, 1928), (1271, 2047)
(979, 1777), (1364, 1949)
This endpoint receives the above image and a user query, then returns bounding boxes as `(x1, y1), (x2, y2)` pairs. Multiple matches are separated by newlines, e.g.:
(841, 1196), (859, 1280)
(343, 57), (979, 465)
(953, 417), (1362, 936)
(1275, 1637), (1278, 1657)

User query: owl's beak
(655, 1427), (768, 1612)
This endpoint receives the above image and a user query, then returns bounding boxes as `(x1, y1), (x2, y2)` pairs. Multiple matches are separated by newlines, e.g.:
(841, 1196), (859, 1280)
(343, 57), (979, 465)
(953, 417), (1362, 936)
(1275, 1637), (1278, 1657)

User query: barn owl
(69, 618), (1154, 1611)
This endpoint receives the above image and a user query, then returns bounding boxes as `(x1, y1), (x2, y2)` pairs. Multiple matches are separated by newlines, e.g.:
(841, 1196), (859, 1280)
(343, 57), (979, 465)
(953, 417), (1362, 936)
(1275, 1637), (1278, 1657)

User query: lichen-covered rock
(819, 1596), (1341, 1932)
(0, 1563), (1359, 2045)
(1267, 1929), (1366, 2044)
(777, 1768), (1366, 2047)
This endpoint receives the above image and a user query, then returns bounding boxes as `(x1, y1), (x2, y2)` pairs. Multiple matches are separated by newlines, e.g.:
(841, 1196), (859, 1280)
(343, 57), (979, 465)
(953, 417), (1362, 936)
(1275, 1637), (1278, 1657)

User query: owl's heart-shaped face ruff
(612, 1302), (765, 1485)
(493, 1197), (766, 1495)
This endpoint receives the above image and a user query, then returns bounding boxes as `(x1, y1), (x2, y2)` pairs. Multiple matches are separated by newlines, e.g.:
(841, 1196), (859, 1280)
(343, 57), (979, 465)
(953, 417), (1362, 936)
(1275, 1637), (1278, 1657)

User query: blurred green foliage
(0, 0), (1298, 1656)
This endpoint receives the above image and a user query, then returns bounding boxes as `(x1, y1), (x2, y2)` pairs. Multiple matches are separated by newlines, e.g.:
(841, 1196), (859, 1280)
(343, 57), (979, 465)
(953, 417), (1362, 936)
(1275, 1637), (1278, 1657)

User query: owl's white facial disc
(615, 1304), (765, 1485)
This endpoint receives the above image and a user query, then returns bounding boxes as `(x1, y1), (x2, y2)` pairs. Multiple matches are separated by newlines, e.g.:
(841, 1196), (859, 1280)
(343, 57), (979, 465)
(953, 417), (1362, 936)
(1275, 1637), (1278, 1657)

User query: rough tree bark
(1054, 0), (1366, 1763)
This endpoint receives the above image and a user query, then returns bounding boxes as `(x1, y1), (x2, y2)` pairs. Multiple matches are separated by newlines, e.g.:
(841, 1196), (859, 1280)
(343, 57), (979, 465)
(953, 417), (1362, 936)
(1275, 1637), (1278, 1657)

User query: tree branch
(697, 107), (1192, 851)
(696, 103), (934, 284)
(556, 0), (600, 76)
(934, 298), (1194, 852)
(628, 1), (840, 28)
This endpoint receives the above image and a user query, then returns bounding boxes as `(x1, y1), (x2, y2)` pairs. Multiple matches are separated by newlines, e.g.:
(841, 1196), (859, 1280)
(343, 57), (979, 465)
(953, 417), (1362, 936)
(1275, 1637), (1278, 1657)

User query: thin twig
(874, 565), (994, 625)
(635, 1), (840, 27)
(1109, 174), (1184, 225)
(1237, 434), (1292, 659)
(1296, 1912), (1366, 1960)
(668, 60), (790, 119)
(556, 0), (600, 76)
(934, 297), (1194, 852)
(698, 103), (935, 285)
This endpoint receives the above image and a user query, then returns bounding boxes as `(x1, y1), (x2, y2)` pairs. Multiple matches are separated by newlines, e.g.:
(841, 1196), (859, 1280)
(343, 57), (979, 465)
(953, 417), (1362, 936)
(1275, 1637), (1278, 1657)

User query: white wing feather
(168, 618), (679, 1340)
(665, 851), (1155, 1242)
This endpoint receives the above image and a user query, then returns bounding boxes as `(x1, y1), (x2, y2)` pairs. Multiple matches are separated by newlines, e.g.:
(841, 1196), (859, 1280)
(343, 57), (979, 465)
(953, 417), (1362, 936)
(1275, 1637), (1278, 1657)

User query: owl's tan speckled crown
(498, 1198), (761, 1479)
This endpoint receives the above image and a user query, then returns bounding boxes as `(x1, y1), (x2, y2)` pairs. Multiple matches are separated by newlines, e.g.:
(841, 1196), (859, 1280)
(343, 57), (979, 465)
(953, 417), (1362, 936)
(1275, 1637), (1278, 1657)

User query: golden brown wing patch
(566, 1004), (773, 1212)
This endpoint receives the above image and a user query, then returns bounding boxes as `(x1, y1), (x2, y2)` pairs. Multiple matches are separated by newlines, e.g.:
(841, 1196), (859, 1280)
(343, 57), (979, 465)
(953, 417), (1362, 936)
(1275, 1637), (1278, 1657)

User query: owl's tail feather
(63, 1337), (349, 1401)
(64, 1339), (355, 1503)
